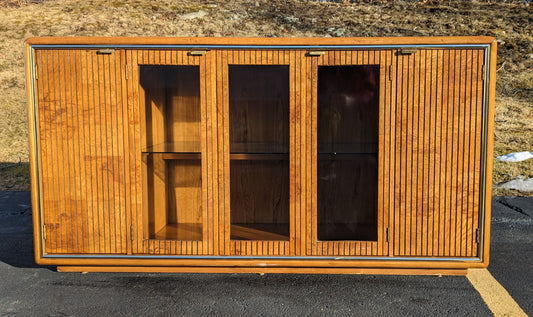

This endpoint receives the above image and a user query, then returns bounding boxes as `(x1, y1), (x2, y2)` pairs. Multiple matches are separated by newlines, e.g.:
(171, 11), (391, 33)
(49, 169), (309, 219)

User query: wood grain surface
(28, 37), (495, 271)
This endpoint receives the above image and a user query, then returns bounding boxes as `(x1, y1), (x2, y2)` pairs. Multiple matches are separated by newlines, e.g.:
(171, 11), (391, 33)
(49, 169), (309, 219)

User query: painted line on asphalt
(467, 268), (527, 317)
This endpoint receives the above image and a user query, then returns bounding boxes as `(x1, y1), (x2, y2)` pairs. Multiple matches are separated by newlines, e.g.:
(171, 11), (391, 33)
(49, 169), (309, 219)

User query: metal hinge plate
(386, 227), (390, 243)
(188, 50), (207, 56)
(399, 48), (417, 55)
(130, 225), (134, 241)
(306, 51), (326, 57)
(42, 225), (47, 240)
(476, 228), (481, 244)
(97, 48), (115, 55)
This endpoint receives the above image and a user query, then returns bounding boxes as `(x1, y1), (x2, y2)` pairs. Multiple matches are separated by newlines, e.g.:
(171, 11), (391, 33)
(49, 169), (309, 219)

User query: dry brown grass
(0, 0), (531, 194)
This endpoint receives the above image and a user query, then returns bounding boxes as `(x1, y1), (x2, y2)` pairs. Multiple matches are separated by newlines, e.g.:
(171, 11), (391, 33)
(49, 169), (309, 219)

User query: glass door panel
(229, 65), (290, 241)
(133, 49), (209, 255)
(141, 65), (202, 241)
(309, 50), (392, 256)
(317, 65), (379, 241)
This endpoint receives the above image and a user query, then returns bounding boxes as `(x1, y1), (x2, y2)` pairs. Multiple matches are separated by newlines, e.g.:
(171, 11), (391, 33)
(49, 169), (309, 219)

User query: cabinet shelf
(142, 141), (201, 154)
(230, 153), (288, 160)
(143, 153), (201, 160)
(152, 223), (202, 241)
(230, 223), (290, 241)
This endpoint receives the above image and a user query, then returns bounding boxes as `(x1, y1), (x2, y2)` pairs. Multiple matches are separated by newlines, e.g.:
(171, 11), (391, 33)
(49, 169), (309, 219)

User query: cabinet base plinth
(57, 266), (467, 276)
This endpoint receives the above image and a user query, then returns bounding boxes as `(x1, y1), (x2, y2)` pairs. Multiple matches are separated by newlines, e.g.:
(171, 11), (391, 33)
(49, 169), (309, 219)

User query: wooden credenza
(26, 37), (496, 274)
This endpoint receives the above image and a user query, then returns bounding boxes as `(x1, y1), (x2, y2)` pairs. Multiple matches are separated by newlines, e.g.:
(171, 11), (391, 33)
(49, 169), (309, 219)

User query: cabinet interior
(229, 65), (290, 241)
(140, 65), (203, 241)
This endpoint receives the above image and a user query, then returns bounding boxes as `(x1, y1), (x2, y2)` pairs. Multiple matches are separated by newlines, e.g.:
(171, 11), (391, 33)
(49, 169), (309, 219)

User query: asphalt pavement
(0, 191), (530, 316)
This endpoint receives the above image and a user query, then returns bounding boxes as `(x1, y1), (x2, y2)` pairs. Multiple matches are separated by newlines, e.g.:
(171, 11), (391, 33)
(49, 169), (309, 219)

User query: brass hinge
(42, 225), (46, 240)
(482, 64), (487, 81)
(476, 228), (481, 244)
(130, 225), (134, 241)
(188, 50), (207, 56)
(34, 63), (38, 80)
(306, 51), (326, 57)
(399, 48), (417, 55)
(97, 48), (115, 55)
(386, 227), (390, 243)
(125, 64), (128, 80)
(388, 65), (393, 81)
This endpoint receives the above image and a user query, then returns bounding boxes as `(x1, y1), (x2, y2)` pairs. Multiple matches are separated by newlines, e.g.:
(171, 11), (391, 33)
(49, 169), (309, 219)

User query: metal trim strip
(42, 254), (482, 261)
(29, 48), (46, 258)
(31, 43), (492, 262)
(29, 44), (491, 50)
(477, 46), (491, 260)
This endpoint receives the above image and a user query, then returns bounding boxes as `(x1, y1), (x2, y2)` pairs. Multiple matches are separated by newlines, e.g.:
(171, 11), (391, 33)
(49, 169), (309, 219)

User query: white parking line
(467, 268), (527, 317)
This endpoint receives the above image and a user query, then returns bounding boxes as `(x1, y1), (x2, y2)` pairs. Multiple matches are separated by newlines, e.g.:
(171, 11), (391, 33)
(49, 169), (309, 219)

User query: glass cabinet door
(132, 50), (211, 255)
(308, 50), (393, 256)
(218, 50), (296, 256)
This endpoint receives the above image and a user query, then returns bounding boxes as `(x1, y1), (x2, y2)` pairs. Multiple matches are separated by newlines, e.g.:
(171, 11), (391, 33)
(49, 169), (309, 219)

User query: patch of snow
(497, 151), (533, 162)
(497, 177), (533, 192)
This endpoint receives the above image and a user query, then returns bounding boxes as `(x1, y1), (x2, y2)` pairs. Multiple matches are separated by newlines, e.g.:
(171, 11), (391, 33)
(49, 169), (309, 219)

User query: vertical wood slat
(36, 49), (127, 254)
(392, 48), (485, 257)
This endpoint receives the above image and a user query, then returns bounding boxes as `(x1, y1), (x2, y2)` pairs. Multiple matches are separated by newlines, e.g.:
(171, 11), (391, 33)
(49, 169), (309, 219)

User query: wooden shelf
(159, 153), (201, 160)
(152, 223), (202, 241)
(231, 223), (290, 241)
(230, 153), (288, 160)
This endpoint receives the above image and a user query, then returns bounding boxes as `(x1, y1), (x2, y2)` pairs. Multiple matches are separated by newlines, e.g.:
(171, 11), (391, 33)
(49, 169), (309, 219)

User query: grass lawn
(0, 0), (531, 195)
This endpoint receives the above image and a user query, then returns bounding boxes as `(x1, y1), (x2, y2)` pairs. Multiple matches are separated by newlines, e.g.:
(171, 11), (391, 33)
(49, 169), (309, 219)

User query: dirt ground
(0, 0), (531, 195)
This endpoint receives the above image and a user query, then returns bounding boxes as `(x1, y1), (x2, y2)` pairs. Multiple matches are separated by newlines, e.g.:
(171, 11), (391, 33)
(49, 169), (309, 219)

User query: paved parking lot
(0, 192), (530, 316)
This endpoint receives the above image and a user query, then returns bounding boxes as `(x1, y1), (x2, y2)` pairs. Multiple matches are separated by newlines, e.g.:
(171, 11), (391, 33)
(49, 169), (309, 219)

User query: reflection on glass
(229, 65), (290, 241)
(317, 65), (379, 241)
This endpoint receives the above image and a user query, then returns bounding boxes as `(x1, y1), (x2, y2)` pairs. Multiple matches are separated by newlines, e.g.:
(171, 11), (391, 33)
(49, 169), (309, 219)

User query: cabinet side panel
(35, 49), (128, 254)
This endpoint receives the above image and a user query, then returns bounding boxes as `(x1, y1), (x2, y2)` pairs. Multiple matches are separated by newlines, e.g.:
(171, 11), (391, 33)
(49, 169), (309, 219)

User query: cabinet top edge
(25, 36), (496, 47)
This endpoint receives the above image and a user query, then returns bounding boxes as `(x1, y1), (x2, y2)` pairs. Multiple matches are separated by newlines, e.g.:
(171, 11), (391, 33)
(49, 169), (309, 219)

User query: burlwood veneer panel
(35, 49), (128, 254)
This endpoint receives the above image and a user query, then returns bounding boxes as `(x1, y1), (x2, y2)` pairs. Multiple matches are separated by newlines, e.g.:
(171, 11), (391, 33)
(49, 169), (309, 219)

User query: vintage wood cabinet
(26, 37), (497, 274)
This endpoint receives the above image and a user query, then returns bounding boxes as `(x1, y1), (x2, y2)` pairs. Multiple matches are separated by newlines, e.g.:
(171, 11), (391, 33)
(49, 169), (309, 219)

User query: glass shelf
(142, 141), (201, 154)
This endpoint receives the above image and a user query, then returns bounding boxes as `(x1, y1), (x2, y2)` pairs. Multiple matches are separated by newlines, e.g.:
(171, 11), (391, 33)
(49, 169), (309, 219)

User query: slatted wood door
(218, 50), (298, 256)
(391, 48), (486, 258)
(129, 49), (214, 255)
(307, 50), (394, 257)
(34, 49), (130, 255)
